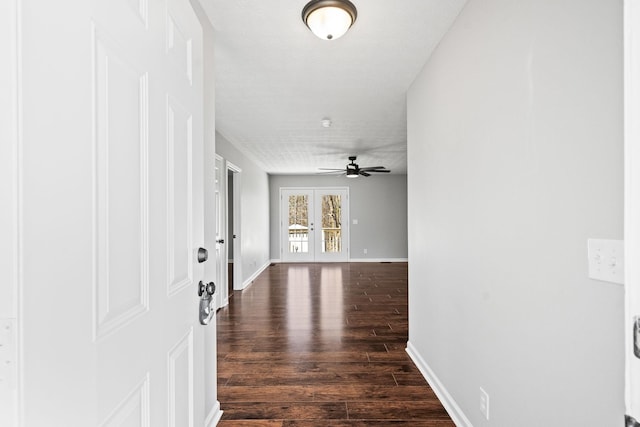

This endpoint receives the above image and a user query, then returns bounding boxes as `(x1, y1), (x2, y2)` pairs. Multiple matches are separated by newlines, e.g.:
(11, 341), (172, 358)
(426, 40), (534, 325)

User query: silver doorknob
(198, 281), (216, 326)
(197, 281), (216, 297)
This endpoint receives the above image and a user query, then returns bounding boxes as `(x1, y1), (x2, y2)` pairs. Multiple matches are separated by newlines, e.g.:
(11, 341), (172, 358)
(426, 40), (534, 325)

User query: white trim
(14, 0), (23, 424)
(214, 154), (228, 310)
(204, 401), (223, 427)
(406, 341), (472, 427)
(225, 161), (242, 292)
(624, 0), (640, 420)
(226, 161), (241, 173)
(241, 260), (271, 290)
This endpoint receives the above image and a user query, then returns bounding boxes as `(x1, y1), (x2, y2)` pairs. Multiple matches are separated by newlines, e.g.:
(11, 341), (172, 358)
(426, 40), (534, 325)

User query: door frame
(0, 0), (19, 424)
(214, 154), (227, 309)
(279, 187), (350, 263)
(226, 161), (242, 292)
(624, 0), (640, 423)
(213, 155), (243, 306)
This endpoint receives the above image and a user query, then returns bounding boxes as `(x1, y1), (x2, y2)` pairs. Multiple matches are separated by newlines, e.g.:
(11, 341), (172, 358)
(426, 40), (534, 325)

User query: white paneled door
(8, 0), (212, 425)
(281, 188), (349, 262)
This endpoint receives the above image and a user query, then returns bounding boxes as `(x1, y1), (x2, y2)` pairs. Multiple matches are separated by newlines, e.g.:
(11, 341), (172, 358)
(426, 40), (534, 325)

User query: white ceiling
(200, 0), (467, 175)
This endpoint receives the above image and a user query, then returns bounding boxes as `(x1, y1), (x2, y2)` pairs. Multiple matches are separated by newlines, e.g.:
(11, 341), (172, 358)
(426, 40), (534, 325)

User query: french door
(281, 188), (349, 262)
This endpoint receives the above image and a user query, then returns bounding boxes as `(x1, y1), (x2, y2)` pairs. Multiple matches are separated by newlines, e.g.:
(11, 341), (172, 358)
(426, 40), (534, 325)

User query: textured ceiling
(200, 0), (467, 175)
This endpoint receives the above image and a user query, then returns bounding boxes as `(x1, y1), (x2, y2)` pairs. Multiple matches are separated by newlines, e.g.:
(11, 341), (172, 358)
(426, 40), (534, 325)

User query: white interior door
(13, 0), (211, 425)
(625, 0), (640, 424)
(281, 188), (349, 263)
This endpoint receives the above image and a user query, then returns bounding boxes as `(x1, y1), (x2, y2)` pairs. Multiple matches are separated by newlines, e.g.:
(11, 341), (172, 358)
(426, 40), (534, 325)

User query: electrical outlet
(363, 248), (367, 255)
(480, 387), (489, 420)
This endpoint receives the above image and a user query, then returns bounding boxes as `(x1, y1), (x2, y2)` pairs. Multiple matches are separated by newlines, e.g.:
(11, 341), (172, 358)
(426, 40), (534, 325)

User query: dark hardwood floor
(216, 262), (454, 426)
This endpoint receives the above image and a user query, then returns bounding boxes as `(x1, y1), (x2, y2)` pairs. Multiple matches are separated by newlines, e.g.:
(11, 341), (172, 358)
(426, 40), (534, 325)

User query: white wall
(269, 174), (408, 261)
(407, 0), (624, 426)
(215, 132), (271, 287)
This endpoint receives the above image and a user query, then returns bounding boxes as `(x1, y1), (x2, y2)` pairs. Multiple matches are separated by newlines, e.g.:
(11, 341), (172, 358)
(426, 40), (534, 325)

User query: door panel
(281, 188), (348, 262)
(166, 95), (194, 297)
(93, 24), (149, 339)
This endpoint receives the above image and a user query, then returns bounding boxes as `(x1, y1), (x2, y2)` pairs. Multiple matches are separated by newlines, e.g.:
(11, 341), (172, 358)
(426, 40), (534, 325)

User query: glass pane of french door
(288, 194), (310, 254)
(320, 194), (342, 253)
(314, 189), (347, 262)
(281, 189), (315, 262)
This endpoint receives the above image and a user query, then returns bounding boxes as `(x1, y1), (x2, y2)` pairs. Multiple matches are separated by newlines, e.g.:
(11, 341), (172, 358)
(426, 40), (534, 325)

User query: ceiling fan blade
(318, 168), (346, 171)
(317, 170), (345, 175)
(359, 166), (386, 170)
(368, 169), (390, 173)
(359, 171), (371, 177)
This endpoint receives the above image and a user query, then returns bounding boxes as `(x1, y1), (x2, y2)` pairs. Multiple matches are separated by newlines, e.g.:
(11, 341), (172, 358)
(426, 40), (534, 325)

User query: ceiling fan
(319, 156), (391, 178)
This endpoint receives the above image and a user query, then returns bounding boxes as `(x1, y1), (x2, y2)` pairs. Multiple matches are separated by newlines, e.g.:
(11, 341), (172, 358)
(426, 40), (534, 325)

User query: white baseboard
(406, 341), (472, 427)
(205, 401), (223, 427)
(241, 260), (271, 290)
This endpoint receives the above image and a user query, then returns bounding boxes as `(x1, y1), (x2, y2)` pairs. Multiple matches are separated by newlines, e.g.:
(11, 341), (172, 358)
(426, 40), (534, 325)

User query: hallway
(216, 262), (454, 426)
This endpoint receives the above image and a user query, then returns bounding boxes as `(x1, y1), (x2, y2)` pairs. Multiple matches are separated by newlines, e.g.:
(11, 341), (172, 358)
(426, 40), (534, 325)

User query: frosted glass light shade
(302, 0), (357, 41)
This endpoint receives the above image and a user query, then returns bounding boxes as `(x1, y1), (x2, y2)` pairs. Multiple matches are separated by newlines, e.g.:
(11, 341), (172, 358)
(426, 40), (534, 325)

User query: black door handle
(216, 239), (225, 244)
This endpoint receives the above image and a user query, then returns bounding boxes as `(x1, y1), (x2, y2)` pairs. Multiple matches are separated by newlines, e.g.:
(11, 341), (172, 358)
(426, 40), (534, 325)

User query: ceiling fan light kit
(302, 0), (357, 41)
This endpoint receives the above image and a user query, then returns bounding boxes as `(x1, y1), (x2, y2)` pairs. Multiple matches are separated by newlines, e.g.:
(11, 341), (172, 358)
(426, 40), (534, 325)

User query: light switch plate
(0, 319), (16, 390)
(587, 239), (624, 284)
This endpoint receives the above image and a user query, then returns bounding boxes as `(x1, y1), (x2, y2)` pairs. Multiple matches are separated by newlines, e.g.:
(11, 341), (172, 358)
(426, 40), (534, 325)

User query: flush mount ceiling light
(302, 0), (357, 41)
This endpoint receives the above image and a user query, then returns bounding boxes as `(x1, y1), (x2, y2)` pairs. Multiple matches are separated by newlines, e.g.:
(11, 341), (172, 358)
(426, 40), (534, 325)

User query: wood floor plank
(311, 385), (439, 401)
(226, 372), (397, 387)
(346, 401), (452, 420)
(222, 402), (348, 420)
(216, 262), (454, 425)
(218, 385), (315, 402)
